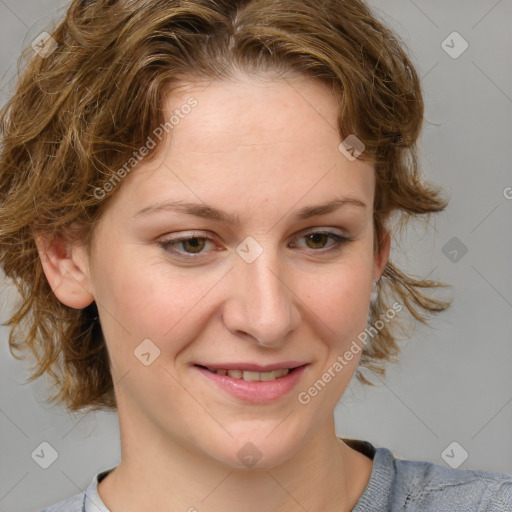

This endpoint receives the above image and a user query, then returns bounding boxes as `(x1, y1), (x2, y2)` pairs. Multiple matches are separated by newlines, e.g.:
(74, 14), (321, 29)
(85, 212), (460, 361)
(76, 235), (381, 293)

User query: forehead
(106, 75), (375, 218)
(166, 74), (346, 156)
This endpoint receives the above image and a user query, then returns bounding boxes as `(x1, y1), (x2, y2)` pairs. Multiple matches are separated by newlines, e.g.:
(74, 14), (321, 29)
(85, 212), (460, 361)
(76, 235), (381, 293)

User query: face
(57, 73), (389, 469)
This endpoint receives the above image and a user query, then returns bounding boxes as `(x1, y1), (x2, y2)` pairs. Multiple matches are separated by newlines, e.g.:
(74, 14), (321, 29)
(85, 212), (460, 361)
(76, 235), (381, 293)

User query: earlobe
(34, 231), (94, 309)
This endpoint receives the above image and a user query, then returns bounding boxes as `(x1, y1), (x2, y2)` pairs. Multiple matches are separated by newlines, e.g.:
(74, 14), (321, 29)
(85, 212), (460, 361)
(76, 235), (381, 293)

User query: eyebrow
(133, 196), (367, 224)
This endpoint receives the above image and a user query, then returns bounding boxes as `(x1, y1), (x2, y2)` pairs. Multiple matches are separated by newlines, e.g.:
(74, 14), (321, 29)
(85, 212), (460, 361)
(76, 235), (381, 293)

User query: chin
(207, 434), (300, 471)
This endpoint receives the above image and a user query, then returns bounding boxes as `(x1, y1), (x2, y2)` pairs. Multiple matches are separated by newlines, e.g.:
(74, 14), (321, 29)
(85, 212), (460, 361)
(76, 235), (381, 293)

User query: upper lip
(195, 361), (308, 372)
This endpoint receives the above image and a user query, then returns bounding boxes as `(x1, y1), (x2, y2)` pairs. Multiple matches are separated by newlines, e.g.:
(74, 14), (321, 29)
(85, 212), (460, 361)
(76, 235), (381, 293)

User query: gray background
(1, 1), (511, 511)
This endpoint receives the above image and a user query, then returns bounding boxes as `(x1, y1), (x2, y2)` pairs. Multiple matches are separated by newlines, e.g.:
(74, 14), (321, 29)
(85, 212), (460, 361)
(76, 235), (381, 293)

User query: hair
(0, 0), (452, 413)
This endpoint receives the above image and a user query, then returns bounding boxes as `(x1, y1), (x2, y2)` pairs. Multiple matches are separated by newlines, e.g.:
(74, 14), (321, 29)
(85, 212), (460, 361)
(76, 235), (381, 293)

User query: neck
(98, 403), (371, 512)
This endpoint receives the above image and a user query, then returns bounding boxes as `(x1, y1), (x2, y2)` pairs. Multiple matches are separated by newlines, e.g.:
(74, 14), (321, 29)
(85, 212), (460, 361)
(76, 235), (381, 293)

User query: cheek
(298, 259), (372, 342)
(89, 247), (168, 356)
(93, 248), (221, 357)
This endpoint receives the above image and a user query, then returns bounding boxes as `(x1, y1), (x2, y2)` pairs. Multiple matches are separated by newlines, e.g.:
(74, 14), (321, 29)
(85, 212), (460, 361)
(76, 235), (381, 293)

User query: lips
(193, 361), (306, 372)
(193, 363), (309, 403)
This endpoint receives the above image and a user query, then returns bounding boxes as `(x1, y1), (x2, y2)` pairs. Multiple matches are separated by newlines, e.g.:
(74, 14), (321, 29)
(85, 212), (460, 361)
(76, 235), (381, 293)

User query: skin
(37, 71), (390, 512)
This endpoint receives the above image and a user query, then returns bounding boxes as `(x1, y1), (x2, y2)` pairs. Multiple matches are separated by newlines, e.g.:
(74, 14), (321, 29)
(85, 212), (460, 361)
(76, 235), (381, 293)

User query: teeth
(207, 367), (291, 381)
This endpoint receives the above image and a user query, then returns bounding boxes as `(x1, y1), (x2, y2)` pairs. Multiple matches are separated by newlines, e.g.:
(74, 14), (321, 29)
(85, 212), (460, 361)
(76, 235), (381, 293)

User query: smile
(201, 366), (291, 381)
(193, 364), (309, 404)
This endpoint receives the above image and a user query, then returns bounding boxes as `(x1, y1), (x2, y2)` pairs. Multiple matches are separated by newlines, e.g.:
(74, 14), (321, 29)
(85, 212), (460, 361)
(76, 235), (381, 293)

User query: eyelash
(157, 230), (353, 260)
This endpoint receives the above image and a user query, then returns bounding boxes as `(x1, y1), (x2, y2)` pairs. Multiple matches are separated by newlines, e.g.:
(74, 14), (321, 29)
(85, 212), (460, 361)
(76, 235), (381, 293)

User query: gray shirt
(38, 438), (512, 511)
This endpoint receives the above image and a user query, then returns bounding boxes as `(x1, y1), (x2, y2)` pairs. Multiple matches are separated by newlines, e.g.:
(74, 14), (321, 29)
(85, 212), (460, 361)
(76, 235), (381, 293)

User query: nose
(222, 247), (301, 347)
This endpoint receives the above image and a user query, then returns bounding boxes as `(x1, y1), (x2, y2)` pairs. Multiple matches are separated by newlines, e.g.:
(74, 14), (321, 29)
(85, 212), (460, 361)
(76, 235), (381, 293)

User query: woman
(0, 0), (510, 511)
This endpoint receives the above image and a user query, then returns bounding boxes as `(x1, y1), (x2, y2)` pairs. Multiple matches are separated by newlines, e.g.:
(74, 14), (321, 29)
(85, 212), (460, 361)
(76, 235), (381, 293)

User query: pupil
(308, 234), (326, 248)
(184, 237), (204, 253)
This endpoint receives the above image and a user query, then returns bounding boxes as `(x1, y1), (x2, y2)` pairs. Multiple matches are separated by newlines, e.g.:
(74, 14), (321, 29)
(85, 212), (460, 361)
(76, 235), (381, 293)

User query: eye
(158, 233), (217, 258)
(157, 229), (353, 260)
(292, 230), (352, 251)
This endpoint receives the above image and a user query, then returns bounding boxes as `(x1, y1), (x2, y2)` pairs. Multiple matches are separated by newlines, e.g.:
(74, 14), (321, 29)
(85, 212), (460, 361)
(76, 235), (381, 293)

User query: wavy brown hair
(0, 0), (452, 413)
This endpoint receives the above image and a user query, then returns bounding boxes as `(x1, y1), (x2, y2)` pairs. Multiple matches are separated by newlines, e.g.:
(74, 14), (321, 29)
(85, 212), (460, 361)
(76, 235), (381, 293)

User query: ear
(34, 229), (94, 309)
(373, 228), (391, 281)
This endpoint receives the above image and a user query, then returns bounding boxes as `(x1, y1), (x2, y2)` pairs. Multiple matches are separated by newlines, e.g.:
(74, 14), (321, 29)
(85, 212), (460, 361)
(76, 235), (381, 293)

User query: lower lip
(194, 364), (309, 404)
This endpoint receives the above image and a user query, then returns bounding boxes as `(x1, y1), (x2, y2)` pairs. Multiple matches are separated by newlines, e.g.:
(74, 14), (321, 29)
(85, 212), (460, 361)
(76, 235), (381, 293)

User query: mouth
(194, 364), (305, 382)
(193, 363), (309, 404)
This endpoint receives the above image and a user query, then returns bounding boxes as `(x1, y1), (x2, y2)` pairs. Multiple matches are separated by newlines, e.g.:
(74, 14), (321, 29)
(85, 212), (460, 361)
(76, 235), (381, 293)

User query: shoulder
(37, 466), (114, 512)
(37, 492), (85, 512)
(386, 448), (512, 511)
